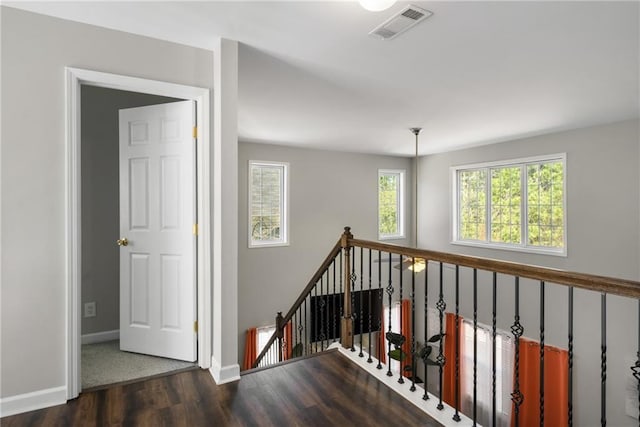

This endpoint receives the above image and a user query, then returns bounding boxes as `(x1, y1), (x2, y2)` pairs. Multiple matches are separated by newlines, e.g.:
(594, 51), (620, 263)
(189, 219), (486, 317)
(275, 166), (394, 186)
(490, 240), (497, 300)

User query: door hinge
(192, 126), (198, 138)
(194, 320), (198, 333)
(193, 224), (198, 236)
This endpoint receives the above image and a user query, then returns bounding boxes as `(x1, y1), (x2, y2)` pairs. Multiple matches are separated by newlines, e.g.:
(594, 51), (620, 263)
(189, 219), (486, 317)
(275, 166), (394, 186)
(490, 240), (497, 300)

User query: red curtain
(242, 327), (258, 371)
(282, 321), (293, 361)
(443, 312), (462, 406)
(377, 306), (386, 364)
(512, 337), (569, 427)
(400, 299), (412, 378)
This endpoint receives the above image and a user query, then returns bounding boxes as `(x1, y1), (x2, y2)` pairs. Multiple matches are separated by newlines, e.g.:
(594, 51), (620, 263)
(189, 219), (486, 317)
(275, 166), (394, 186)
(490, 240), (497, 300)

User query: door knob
(117, 238), (129, 247)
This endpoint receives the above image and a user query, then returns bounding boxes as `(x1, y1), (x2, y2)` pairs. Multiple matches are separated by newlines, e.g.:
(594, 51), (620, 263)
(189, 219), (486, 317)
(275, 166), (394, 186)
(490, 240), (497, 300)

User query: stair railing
(252, 226), (640, 426)
(251, 231), (346, 369)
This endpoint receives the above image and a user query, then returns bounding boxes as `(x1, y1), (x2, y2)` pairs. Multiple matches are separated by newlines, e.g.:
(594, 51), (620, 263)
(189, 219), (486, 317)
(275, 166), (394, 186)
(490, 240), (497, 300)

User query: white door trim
(64, 67), (212, 399)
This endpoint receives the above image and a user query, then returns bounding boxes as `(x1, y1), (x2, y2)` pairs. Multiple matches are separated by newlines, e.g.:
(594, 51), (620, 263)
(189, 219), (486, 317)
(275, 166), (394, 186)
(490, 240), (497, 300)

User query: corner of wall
(209, 356), (240, 385)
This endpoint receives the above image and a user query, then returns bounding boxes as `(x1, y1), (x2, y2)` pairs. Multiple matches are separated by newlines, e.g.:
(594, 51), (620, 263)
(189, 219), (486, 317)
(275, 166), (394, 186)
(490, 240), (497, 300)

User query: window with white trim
(257, 325), (276, 354)
(460, 320), (514, 427)
(249, 161), (288, 247)
(378, 169), (405, 240)
(453, 155), (566, 255)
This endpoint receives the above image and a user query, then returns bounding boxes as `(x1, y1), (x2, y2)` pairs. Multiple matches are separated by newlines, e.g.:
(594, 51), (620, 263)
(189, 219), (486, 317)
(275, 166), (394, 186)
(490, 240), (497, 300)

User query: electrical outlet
(84, 302), (96, 318)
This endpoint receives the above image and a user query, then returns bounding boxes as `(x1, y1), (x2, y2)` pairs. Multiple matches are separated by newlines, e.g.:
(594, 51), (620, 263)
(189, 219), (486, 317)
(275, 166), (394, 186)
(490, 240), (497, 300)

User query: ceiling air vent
(369, 5), (433, 40)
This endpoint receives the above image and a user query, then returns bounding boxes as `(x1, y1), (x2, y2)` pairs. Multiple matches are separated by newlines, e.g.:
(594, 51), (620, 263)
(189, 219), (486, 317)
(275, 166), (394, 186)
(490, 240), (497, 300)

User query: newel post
(340, 226), (354, 349)
(276, 311), (284, 362)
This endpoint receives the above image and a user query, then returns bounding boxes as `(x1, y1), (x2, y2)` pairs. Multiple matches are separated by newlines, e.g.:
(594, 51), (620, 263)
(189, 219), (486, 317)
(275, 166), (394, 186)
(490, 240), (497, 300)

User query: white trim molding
(209, 357), (240, 385)
(64, 67), (212, 401)
(0, 386), (67, 418)
(81, 330), (120, 345)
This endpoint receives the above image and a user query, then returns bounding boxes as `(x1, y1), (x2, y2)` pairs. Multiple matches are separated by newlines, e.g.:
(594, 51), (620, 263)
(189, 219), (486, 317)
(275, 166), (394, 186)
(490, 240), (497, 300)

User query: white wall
(418, 119), (640, 425)
(237, 141), (413, 359)
(0, 6), (213, 402)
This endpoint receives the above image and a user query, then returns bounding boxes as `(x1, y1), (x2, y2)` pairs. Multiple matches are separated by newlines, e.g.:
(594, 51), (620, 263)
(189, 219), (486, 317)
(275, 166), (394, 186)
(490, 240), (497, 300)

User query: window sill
(249, 241), (290, 249)
(451, 240), (567, 257)
(378, 235), (405, 241)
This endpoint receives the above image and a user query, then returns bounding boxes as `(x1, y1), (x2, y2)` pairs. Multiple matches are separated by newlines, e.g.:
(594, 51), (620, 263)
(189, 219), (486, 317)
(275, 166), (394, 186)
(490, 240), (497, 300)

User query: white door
(118, 101), (197, 362)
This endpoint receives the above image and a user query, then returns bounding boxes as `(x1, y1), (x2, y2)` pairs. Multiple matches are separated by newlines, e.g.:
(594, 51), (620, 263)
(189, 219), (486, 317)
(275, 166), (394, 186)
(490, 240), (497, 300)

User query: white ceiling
(7, 1), (640, 156)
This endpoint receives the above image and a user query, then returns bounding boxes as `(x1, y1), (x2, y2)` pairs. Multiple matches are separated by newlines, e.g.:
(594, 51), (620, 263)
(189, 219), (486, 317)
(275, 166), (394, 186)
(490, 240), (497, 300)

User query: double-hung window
(249, 161), (288, 247)
(453, 154), (566, 255)
(378, 169), (405, 240)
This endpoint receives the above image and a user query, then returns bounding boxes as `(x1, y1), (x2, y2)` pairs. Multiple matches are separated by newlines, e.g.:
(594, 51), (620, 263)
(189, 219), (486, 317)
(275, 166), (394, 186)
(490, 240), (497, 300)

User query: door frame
(64, 67), (212, 399)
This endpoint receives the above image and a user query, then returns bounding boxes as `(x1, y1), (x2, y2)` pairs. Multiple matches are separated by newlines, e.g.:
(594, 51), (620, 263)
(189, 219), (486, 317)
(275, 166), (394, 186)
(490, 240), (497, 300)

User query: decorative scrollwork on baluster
(436, 263), (446, 411)
(511, 315), (524, 425)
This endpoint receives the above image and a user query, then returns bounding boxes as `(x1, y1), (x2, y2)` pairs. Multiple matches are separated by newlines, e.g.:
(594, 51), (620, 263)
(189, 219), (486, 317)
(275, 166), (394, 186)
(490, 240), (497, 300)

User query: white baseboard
(81, 329), (119, 345)
(209, 357), (240, 384)
(0, 386), (67, 418)
(332, 343), (474, 426)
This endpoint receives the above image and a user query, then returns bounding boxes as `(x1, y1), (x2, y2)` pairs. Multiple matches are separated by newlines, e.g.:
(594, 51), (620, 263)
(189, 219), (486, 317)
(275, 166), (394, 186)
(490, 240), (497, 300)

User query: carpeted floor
(81, 340), (196, 389)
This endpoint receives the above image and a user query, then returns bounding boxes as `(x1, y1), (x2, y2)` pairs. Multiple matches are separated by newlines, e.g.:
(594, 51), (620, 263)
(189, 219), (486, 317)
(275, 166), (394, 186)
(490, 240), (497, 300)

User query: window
(378, 169), (405, 240)
(453, 155), (566, 255)
(257, 325), (276, 354)
(249, 161), (288, 247)
(460, 320), (514, 427)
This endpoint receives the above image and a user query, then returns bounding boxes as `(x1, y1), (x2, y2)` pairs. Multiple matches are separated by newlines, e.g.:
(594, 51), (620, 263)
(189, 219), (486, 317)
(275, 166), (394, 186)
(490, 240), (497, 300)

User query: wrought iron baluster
(314, 284), (319, 354)
(398, 256), (404, 385)
(511, 277), (524, 427)
(333, 258), (337, 345)
(568, 286), (573, 427)
(368, 249), (373, 363)
(339, 249), (343, 329)
(601, 293), (607, 427)
(491, 272), (497, 427)
(351, 248), (357, 352)
(304, 298), (308, 356)
(453, 265), (461, 422)
(326, 269), (331, 350)
(359, 246), (364, 357)
(632, 299), (640, 427)
(387, 251), (394, 377)
(473, 268), (478, 426)
(410, 257), (416, 392)
(297, 307), (303, 357)
(320, 276), (325, 352)
(377, 250), (383, 370)
(540, 281), (545, 427)
(423, 261), (429, 401)
(436, 262), (446, 410)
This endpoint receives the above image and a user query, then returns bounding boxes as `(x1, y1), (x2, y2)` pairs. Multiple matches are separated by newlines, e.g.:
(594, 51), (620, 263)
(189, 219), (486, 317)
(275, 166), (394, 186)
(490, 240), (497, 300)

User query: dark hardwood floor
(2, 350), (442, 426)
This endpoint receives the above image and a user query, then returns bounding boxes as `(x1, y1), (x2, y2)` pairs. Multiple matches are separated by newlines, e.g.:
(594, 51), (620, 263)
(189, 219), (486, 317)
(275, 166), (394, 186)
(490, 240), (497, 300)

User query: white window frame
(451, 154), (567, 256)
(248, 160), (289, 248)
(378, 169), (405, 240)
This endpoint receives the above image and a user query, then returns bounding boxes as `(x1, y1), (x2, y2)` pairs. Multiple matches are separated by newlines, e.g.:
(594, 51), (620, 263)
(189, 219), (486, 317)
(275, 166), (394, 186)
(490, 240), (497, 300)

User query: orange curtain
(282, 321), (293, 361)
(512, 337), (569, 427)
(242, 327), (258, 371)
(377, 306), (386, 364)
(400, 299), (412, 378)
(443, 312), (462, 407)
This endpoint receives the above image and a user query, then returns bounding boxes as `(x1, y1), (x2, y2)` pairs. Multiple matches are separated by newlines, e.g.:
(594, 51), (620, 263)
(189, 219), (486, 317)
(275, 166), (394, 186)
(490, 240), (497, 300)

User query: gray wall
(1, 7), (213, 398)
(238, 141), (413, 359)
(418, 119), (640, 425)
(80, 86), (179, 335)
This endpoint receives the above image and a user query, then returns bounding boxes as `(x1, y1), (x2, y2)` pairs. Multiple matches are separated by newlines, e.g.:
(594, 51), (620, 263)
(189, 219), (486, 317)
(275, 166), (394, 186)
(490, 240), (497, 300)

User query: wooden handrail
(252, 238), (343, 368)
(349, 238), (640, 299)
(252, 228), (640, 370)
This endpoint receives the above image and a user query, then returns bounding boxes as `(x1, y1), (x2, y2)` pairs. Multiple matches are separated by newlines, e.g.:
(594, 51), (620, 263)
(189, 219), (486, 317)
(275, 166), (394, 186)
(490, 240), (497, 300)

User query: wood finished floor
(2, 350), (441, 426)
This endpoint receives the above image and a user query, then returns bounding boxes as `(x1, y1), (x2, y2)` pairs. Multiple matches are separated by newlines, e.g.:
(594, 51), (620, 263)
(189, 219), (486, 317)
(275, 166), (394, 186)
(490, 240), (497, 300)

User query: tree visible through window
(249, 161), (288, 247)
(454, 155), (565, 254)
(379, 170), (404, 239)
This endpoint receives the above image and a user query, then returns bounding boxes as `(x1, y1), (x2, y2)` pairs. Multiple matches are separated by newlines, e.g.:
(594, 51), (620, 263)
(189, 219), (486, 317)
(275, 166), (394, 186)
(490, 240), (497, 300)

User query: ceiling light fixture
(359, 0), (396, 12)
(405, 127), (426, 273)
